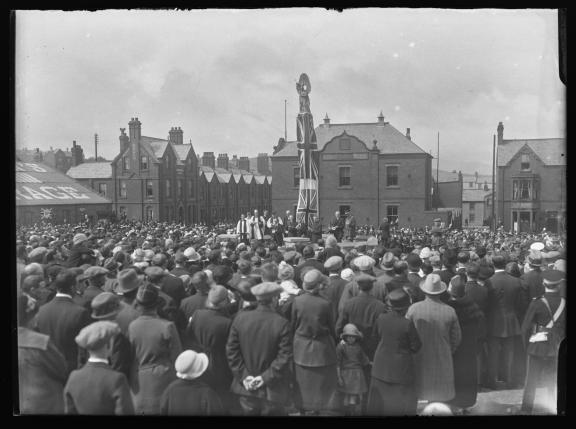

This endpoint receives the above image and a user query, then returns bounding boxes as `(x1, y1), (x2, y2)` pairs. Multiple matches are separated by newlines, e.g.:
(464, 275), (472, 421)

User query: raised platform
(338, 240), (367, 250)
(217, 234), (239, 241)
(283, 236), (311, 248)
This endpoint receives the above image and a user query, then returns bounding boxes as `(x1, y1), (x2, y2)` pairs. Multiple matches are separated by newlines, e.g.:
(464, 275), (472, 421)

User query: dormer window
(521, 153), (530, 171)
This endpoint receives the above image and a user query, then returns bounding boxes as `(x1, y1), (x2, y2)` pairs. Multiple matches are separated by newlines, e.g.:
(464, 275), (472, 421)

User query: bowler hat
(420, 274), (447, 295)
(387, 288), (411, 310)
(116, 269), (142, 294)
(75, 321), (120, 350)
(175, 350), (209, 380)
(527, 251), (542, 267)
(91, 292), (122, 320)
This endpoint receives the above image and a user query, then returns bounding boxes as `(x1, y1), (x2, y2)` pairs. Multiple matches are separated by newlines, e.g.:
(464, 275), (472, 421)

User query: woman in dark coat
(447, 274), (486, 413)
(291, 269), (338, 415)
(367, 288), (421, 416)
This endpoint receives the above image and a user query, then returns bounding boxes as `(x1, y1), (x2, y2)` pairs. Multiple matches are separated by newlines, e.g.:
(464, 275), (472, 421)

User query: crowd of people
(16, 215), (566, 416)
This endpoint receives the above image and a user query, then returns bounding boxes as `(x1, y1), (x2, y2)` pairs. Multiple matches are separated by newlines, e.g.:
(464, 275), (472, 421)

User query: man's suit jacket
(486, 271), (525, 338)
(336, 294), (387, 359)
(291, 293), (337, 367)
(320, 275), (348, 319)
(33, 295), (91, 373)
(64, 362), (134, 415)
(521, 269), (544, 301)
(372, 311), (422, 384)
(464, 280), (489, 316)
(186, 308), (233, 391)
(161, 274), (186, 307)
(226, 305), (292, 404)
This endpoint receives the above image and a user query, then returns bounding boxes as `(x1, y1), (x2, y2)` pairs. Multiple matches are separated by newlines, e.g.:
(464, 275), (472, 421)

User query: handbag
(529, 297), (565, 343)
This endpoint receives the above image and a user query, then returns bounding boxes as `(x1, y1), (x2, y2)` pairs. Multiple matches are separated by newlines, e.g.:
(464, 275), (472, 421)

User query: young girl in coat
(336, 323), (370, 415)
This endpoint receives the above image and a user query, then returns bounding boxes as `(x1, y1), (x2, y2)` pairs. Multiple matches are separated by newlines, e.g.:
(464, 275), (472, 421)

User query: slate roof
(272, 122), (427, 157)
(173, 144), (193, 162)
(498, 138), (565, 167)
(66, 162), (112, 179)
(254, 175), (266, 185)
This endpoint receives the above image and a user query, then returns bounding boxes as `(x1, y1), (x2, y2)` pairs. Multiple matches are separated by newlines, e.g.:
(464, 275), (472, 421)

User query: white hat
(175, 350), (209, 380)
(112, 246), (123, 255)
(184, 247), (201, 262)
(530, 242), (545, 251)
(340, 268), (354, 282)
(420, 247), (431, 259)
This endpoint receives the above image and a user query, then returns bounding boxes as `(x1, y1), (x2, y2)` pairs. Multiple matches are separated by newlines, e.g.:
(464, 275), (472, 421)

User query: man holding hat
(160, 350), (223, 415)
(406, 273), (461, 403)
(185, 285), (233, 409)
(64, 321), (134, 415)
(128, 283), (183, 414)
(368, 288), (421, 415)
(226, 281), (292, 416)
(520, 269), (565, 414)
(291, 269), (338, 415)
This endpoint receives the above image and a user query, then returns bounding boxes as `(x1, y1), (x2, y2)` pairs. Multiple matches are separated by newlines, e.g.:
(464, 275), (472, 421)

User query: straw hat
(420, 273), (447, 295)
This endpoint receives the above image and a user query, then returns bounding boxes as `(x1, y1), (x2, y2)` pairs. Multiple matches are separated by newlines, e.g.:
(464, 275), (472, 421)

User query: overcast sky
(15, 8), (564, 174)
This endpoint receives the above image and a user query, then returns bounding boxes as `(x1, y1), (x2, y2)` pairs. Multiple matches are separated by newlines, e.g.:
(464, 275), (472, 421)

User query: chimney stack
(217, 153), (229, 170)
(119, 128), (129, 153)
(128, 117), (142, 142)
(323, 113), (330, 127)
(239, 156), (250, 172)
(202, 152), (215, 169)
(406, 128), (411, 140)
(377, 111), (385, 125)
(257, 153), (270, 174)
(168, 127), (184, 145)
(230, 155), (239, 169)
(497, 122), (504, 145)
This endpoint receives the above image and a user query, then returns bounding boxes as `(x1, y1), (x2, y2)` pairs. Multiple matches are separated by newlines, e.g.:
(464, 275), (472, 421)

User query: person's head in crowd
(251, 281), (283, 306)
(476, 246), (487, 259)
(442, 249), (458, 269)
(24, 262), (44, 280)
(491, 253), (507, 270)
(448, 274), (466, 299)
(259, 263), (279, 283)
(212, 265), (232, 286)
(17, 245), (28, 263)
(302, 269), (327, 294)
(237, 259), (252, 276)
(151, 253), (168, 269)
(344, 251), (357, 269)
(46, 264), (65, 284)
(466, 262), (480, 281)
(380, 252), (396, 271)
(22, 274), (45, 296)
(429, 254), (442, 270)
(542, 269), (564, 291)
(191, 271), (210, 295)
(207, 249), (221, 266)
(53, 269), (78, 296)
(421, 261), (434, 276)
(144, 266), (165, 286)
(325, 235), (338, 249)
(356, 273), (376, 293)
(295, 242), (307, 255)
(356, 244), (367, 255)
(354, 255), (376, 274)
(83, 266), (109, 289)
(255, 246), (267, 259)
(302, 245), (315, 260)
(324, 256), (343, 274)
(386, 288), (411, 316)
(393, 260), (408, 277)
(505, 261), (521, 278)
(206, 285), (230, 310)
(278, 262), (295, 282)
(250, 255), (261, 268)
(553, 259), (566, 273)
(283, 250), (297, 266)
(457, 251), (470, 266)
(340, 268), (354, 282)
(406, 253), (422, 273)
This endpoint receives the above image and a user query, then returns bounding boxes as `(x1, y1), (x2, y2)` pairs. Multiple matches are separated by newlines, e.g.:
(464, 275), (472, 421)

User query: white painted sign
(16, 185), (90, 200)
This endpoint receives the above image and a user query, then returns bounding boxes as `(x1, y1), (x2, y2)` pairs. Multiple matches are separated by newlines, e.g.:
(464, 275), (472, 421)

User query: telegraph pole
(94, 133), (99, 161)
(492, 134), (496, 232)
(436, 132), (440, 208)
(284, 99), (287, 141)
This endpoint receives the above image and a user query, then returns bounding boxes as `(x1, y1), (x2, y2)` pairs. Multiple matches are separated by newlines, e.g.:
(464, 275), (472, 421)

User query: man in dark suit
(329, 211), (345, 243)
(320, 256), (348, 321)
(294, 245), (325, 288)
(226, 282), (292, 416)
(336, 274), (387, 361)
(178, 271), (211, 341)
(439, 249), (458, 285)
(79, 266), (108, 311)
(520, 251), (544, 300)
(485, 254), (527, 389)
(405, 254), (425, 304)
(384, 261), (412, 296)
(64, 321), (134, 415)
(115, 269), (143, 335)
(151, 253), (186, 308)
(33, 269), (91, 374)
(144, 266), (178, 322)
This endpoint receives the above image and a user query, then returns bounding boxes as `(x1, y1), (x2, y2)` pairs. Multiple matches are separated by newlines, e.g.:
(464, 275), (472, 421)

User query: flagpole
(284, 100), (287, 141)
(492, 134), (496, 232)
(436, 132), (440, 209)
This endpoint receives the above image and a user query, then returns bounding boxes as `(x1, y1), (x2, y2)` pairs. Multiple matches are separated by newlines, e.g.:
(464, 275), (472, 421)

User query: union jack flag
(296, 112), (319, 228)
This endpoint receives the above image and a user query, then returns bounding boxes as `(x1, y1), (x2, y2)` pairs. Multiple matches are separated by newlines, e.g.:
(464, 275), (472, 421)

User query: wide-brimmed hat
(116, 268), (142, 294)
(73, 233), (88, 246)
(341, 323), (363, 339)
(175, 350), (209, 380)
(136, 283), (159, 307)
(420, 273), (447, 295)
(387, 288), (411, 310)
(380, 252), (396, 269)
(91, 292), (122, 320)
(184, 247), (201, 262)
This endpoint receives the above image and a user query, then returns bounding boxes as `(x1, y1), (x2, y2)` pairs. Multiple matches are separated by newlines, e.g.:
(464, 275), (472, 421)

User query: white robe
(249, 216), (266, 240)
(236, 218), (251, 239)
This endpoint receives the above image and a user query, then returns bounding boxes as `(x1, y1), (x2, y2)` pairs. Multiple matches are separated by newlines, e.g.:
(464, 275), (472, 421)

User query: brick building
(495, 122), (566, 234)
(272, 113), (442, 228)
(65, 118), (272, 224)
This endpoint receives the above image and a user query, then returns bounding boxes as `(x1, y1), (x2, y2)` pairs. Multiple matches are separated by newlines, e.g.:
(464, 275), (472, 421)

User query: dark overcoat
(226, 305), (292, 405)
(64, 361), (134, 415)
(486, 271), (526, 338)
(320, 275), (348, 320)
(33, 295), (91, 373)
(18, 327), (68, 414)
(160, 379), (223, 416)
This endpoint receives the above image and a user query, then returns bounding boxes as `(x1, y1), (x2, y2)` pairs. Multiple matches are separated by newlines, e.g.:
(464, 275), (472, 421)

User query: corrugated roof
(273, 122), (427, 157)
(498, 138), (565, 167)
(462, 188), (491, 202)
(16, 162), (111, 206)
(66, 162), (112, 179)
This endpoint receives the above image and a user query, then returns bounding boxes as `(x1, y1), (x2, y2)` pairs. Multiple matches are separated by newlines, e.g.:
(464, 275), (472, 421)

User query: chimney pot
(406, 128), (411, 140)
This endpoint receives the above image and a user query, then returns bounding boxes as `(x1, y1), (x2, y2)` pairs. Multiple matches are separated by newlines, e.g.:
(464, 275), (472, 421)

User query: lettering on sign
(16, 185), (91, 200)
(322, 153), (369, 161)
(15, 163), (47, 172)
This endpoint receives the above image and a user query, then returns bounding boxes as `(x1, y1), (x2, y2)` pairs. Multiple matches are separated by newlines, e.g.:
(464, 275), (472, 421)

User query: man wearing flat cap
(114, 269), (143, 335)
(320, 256), (348, 320)
(128, 283), (183, 415)
(520, 270), (565, 414)
(186, 285), (234, 410)
(338, 255), (386, 315)
(226, 281), (292, 415)
(336, 273), (387, 362)
(78, 266), (109, 311)
(64, 321), (134, 415)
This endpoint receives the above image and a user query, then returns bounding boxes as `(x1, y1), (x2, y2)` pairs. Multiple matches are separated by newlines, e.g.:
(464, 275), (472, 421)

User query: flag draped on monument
(295, 73), (319, 228)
